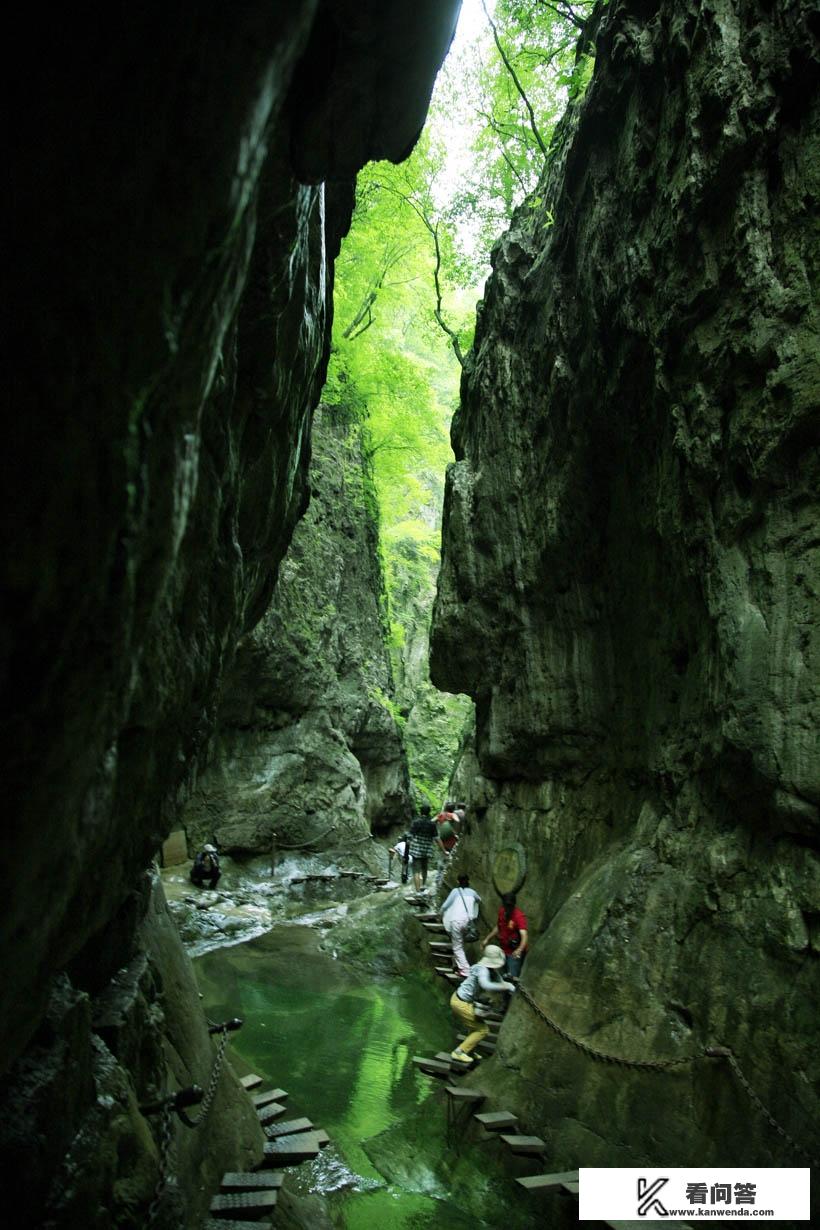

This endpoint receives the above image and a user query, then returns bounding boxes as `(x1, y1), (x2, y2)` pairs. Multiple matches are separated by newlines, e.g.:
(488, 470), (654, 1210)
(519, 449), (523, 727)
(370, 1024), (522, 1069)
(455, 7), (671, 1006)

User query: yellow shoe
(450, 1049), (473, 1064)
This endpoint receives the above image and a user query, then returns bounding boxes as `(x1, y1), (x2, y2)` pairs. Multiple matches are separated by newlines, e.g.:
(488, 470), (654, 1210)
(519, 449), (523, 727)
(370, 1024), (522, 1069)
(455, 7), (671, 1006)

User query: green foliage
(321, 1), (605, 801)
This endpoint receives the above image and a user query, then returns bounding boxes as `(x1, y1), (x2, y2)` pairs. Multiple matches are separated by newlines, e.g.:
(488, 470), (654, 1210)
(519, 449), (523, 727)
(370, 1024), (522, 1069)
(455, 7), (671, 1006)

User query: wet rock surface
(182, 407), (411, 859)
(432, 0), (819, 1169)
(3, 3), (459, 1224)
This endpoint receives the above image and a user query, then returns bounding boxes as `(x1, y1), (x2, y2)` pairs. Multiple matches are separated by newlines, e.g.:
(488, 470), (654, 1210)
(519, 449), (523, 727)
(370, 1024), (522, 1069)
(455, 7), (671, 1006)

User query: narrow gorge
(2, 2), (818, 1228)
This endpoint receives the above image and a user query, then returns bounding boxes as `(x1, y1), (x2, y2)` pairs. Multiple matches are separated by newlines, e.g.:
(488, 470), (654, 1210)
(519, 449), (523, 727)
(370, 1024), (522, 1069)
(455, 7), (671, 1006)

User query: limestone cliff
(182, 406), (411, 857)
(432, 0), (819, 1169)
(2, 3), (460, 1224)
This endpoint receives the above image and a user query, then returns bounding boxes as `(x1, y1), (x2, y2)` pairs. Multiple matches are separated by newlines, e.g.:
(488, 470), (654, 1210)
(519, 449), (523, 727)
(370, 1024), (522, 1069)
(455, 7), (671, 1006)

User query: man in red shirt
(483, 892), (528, 977)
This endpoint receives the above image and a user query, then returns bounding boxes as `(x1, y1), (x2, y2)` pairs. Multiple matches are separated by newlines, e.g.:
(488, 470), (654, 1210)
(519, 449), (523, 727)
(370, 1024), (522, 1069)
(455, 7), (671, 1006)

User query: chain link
(183, 1027), (230, 1127)
(145, 1104), (173, 1229)
(725, 1052), (818, 1168)
(516, 983), (818, 1163)
(517, 984), (703, 1070)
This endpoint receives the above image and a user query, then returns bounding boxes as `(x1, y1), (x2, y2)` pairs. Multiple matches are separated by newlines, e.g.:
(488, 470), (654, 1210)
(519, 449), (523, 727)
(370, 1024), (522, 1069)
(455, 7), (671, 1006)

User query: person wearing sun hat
(449, 944), (516, 1064)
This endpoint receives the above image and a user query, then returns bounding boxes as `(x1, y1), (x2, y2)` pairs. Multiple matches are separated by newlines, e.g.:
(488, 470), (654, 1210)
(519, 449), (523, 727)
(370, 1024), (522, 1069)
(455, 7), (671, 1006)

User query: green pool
(195, 924), (537, 1228)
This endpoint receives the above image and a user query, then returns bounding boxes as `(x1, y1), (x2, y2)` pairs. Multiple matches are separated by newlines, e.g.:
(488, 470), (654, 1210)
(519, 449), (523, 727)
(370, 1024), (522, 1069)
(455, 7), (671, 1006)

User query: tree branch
(481, 0), (548, 157)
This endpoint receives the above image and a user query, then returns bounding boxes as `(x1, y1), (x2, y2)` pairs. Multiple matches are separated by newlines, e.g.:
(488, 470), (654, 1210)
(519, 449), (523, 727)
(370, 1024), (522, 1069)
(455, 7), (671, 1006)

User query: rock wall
(182, 406), (411, 857)
(2, 2), (460, 1223)
(432, 0), (819, 1170)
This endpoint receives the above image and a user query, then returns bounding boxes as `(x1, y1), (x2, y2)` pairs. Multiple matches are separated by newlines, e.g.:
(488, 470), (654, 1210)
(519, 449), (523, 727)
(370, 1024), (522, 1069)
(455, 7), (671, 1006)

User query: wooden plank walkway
(516, 1170), (578, 1192)
(474, 1110), (518, 1130)
(251, 1088), (288, 1108)
(239, 1074), (262, 1090)
(412, 1055), (457, 1077)
(209, 1189), (278, 1217)
(205, 1221), (274, 1230)
(444, 1085), (485, 1103)
(262, 1132), (324, 1165)
(499, 1134), (547, 1156)
(264, 1116), (314, 1138)
(220, 1172), (284, 1191)
(257, 1101), (287, 1124)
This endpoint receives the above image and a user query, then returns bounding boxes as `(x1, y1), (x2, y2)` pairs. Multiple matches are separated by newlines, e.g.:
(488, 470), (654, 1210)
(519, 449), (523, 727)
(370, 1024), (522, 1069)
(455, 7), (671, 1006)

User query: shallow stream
(195, 914), (536, 1228)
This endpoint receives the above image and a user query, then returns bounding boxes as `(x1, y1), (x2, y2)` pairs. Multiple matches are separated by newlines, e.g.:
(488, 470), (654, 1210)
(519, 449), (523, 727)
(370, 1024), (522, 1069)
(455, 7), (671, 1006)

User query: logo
(637, 1176), (669, 1217)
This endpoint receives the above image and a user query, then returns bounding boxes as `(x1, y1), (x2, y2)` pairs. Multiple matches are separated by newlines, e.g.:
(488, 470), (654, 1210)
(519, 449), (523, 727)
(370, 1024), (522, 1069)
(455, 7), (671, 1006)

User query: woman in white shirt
(440, 874), (481, 976)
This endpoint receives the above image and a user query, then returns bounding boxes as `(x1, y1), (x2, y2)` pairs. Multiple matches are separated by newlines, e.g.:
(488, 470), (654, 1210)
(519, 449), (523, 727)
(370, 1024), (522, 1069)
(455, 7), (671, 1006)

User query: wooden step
(499, 1134), (547, 1156)
(209, 1189), (278, 1217)
(444, 1086), (485, 1103)
(429, 941), (451, 950)
(606, 1223), (696, 1230)
(264, 1116), (314, 1138)
(205, 1221), (275, 1230)
(220, 1172), (284, 1192)
(564, 1181), (580, 1193)
(414, 912), (440, 922)
(474, 1110), (519, 1130)
(422, 922), (448, 932)
(262, 1134), (322, 1165)
(313, 1129), (330, 1147)
(516, 1170), (579, 1192)
(434, 967), (461, 983)
(239, 1074), (263, 1091)
(257, 1101), (287, 1125)
(435, 1052), (463, 1065)
(251, 1088), (288, 1108)
(413, 1055), (456, 1077)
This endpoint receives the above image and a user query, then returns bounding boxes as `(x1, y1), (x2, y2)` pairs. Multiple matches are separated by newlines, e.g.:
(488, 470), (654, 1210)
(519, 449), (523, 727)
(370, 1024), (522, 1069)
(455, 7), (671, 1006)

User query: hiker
(190, 843), (220, 889)
(408, 804), (443, 894)
(449, 944), (515, 1064)
(483, 892), (528, 977)
(434, 801), (459, 892)
(440, 874), (481, 977)
(389, 834), (412, 883)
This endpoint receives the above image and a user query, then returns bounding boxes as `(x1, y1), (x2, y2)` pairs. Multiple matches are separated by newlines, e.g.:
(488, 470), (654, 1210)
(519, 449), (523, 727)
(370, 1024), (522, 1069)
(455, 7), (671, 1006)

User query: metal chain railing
(516, 983), (818, 1165)
(179, 1024), (232, 1127)
(145, 1103), (174, 1229)
(141, 1016), (244, 1225)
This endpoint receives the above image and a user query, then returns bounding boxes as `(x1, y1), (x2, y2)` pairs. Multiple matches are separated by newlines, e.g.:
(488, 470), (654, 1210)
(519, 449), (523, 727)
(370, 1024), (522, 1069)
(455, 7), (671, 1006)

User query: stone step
(239, 1074), (263, 1091)
(444, 1086), (485, 1103)
(262, 1134), (322, 1165)
(516, 1170), (579, 1193)
(499, 1134), (547, 1156)
(264, 1116), (315, 1138)
(257, 1101), (287, 1125)
(220, 1172), (284, 1192)
(474, 1110), (519, 1130)
(412, 1055), (456, 1078)
(209, 1189), (278, 1217)
(251, 1088), (288, 1108)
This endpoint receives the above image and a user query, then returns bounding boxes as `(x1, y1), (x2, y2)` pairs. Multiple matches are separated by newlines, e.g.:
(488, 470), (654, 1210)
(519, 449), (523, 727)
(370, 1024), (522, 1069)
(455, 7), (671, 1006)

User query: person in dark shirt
(190, 843), (220, 889)
(408, 804), (444, 894)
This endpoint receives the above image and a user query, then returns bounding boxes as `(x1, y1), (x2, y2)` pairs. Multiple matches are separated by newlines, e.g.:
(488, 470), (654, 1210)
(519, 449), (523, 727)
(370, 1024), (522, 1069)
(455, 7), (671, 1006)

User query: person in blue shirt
(450, 944), (515, 1064)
